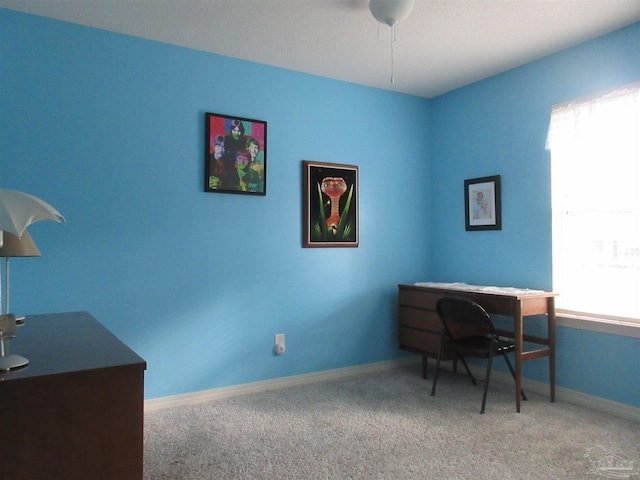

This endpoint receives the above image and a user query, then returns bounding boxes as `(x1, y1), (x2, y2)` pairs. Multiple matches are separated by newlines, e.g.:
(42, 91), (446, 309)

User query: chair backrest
(436, 296), (495, 340)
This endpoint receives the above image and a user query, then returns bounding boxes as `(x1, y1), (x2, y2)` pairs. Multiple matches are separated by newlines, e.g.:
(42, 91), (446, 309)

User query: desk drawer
(399, 289), (440, 310)
(399, 326), (441, 353)
(399, 306), (441, 332)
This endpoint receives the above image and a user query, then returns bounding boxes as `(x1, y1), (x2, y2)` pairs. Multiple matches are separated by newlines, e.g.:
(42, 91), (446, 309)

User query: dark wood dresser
(0, 311), (146, 480)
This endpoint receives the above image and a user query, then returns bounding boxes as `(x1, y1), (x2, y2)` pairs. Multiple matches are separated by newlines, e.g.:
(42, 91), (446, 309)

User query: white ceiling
(2, 0), (639, 98)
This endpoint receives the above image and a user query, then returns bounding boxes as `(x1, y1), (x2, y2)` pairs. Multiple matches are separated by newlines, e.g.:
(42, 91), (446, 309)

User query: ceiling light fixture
(369, 0), (415, 84)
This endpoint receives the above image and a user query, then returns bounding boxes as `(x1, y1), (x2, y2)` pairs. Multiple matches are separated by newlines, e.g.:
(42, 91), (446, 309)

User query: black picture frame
(205, 112), (267, 195)
(303, 161), (359, 248)
(464, 175), (501, 231)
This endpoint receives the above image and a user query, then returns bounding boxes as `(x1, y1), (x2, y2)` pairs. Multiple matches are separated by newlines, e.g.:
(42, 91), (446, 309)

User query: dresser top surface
(1, 311), (146, 382)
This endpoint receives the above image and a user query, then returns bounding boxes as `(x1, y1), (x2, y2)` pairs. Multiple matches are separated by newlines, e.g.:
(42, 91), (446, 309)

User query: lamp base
(0, 353), (29, 371)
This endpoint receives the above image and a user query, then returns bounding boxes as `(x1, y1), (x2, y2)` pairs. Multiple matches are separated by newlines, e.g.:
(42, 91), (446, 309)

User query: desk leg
(548, 297), (556, 403)
(514, 303), (523, 413)
(422, 355), (428, 379)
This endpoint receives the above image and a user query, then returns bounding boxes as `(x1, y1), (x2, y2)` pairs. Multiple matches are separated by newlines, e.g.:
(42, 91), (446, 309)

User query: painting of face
(248, 142), (259, 159)
(303, 161), (359, 248)
(214, 143), (224, 159)
(205, 112), (267, 195)
(465, 175), (501, 231)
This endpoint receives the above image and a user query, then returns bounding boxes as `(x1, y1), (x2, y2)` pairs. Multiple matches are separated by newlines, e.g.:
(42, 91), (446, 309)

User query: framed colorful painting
(303, 161), (359, 248)
(205, 112), (267, 195)
(464, 175), (501, 231)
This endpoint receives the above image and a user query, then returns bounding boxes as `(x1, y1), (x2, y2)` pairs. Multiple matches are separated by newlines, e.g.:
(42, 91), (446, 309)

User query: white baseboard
(466, 364), (640, 422)
(144, 357), (639, 422)
(144, 358), (417, 413)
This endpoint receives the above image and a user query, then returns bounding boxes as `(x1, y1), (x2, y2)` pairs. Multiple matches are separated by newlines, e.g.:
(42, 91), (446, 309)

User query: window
(546, 83), (640, 323)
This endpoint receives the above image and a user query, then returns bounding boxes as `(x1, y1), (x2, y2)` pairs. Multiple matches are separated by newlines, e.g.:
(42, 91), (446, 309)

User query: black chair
(430, 296), (526, 413)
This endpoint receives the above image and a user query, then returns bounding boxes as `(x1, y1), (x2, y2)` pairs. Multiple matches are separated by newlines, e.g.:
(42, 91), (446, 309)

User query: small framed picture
(205, 112), (266, 195)
(303, 161), (359, 248)
(464, 175), (501, 231)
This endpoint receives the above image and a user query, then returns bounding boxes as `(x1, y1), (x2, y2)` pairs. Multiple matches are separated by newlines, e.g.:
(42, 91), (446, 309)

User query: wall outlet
(274, 333), (285, 355)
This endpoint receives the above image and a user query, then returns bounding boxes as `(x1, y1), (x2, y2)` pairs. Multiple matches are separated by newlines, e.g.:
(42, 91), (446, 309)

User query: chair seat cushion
(444, 336), (515, 357)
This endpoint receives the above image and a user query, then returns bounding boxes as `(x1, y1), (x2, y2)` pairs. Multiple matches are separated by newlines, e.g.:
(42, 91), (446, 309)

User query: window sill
(557, 311), (640, 338)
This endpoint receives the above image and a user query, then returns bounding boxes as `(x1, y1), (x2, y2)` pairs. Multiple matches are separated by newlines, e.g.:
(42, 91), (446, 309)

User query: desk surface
(3, 311), (146, 381)
(410, 281), (557, 300)
(400, 283), (557, 318)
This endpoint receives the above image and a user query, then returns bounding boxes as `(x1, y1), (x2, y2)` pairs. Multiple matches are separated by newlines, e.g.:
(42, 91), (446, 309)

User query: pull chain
(390, 23), (395, 83)
(390, 22), (399, 84)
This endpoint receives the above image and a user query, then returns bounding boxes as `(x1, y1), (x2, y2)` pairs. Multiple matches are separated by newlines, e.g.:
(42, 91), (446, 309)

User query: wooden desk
(0, 311), (146, 480)
(398, 284), (557, 412)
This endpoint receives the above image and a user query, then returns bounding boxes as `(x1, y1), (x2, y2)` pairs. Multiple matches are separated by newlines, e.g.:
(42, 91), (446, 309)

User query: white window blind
(546, 83), (640, 322)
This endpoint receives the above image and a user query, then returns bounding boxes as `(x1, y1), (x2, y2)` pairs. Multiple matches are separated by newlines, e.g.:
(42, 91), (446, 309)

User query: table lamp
(0, 229), (41, 371)
(0, 229), (41, 315)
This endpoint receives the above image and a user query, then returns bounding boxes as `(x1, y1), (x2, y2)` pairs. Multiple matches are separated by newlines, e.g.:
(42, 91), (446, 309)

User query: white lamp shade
(369, 0), (415, 26)
(0, 188), (65, 243)
(0, 230), (41, 258)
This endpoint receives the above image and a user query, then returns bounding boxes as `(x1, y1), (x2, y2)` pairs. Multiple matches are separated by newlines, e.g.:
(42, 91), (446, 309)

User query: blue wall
(0, 9), (431, 399)
(1, 8), (638, 407)
(431, 22), (640, 408)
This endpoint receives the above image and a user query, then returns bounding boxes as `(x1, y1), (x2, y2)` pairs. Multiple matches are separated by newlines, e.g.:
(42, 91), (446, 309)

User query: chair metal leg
(503, 353), (527, 401)
(480, 354), (494, 414)
(422, 354), (428, 379)
(458, 356), (477, 385)
(430, 344), (444, 396)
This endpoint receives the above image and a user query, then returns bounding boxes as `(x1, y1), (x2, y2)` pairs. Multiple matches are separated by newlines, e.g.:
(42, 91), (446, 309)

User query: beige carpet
(144, 363), (639, 479)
